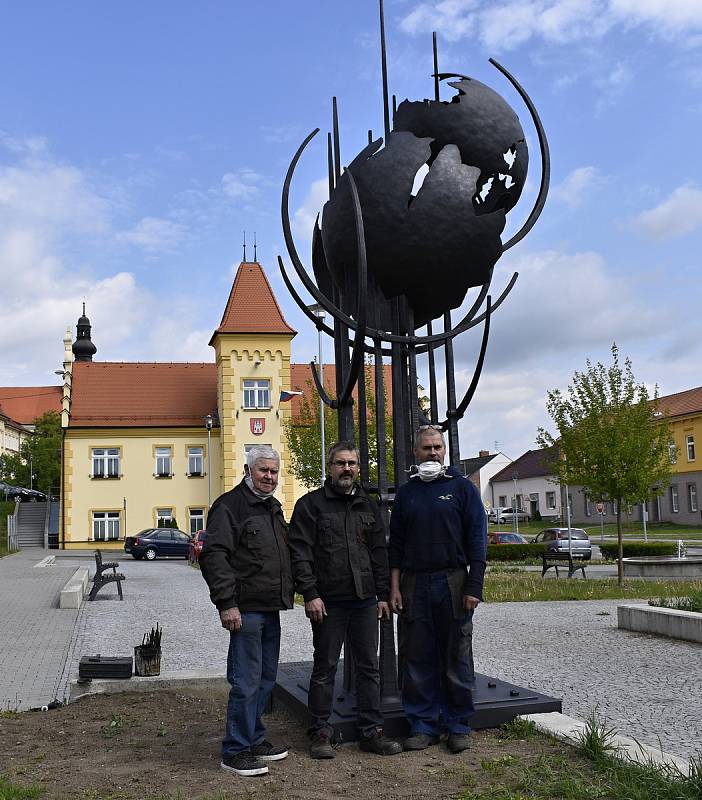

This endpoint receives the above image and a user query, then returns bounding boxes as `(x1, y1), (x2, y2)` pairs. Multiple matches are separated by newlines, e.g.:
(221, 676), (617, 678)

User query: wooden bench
(89, 549), (126, 600)
(541, 551), (587, 579)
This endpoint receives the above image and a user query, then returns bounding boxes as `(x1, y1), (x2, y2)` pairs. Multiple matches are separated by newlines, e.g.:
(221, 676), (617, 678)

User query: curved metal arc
(337, 170), (369, 405)
(416, 271), (516, 353)
(438, 296), (492, 428)
(309, 360), (336, 408)
(280, 128), (359, 330)
(277, 256), (336, 339)
(489, 58), (550, 252)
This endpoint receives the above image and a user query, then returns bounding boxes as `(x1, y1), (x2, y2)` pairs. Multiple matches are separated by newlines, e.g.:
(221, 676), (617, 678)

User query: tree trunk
(616, 498), (623, 586)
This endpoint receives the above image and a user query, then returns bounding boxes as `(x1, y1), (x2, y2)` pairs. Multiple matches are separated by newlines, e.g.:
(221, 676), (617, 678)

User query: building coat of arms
(250, 418), (265, 436)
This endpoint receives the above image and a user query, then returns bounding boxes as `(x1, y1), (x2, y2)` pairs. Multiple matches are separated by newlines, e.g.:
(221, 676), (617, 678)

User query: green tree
(283, 364), (394, 490)
(0, 411), (62, 495)
(536, 345), (672, 584)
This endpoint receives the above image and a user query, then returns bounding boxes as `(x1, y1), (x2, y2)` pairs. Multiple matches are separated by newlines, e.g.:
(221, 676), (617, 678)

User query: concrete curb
(523, 711), (692, 775)
(59, 567), (90, 609)
(69, 671), (229, 702)
(618, 603), (702, 644)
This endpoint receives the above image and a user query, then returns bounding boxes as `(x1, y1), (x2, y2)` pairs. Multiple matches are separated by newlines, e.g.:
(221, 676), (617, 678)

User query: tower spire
(253, 232), (257, 262)
(72, 303), (97, 362)
(243, 231), (247, 262)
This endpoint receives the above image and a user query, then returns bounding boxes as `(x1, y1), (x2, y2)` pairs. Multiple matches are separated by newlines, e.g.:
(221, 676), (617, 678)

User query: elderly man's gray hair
(413, 424), (446, 450)
(246, 445), (280, 470)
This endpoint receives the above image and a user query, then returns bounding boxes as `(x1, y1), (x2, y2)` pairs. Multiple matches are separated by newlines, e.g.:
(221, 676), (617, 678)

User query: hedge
(599, 541), (678, 559)
(487, 543), (545, 561)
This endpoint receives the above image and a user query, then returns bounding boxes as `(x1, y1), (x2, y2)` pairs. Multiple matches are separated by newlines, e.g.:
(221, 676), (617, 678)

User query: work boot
(251, 739), (289, 761)
(359, 728), (402, 756)
(447, 733), (471, 754)
(403, 732), (440, 751)
(309, 729), (336, 759)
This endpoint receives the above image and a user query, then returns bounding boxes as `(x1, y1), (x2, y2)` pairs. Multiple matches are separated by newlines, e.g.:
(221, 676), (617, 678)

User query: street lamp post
(307, 304), (327, 485)
(205, 415), (213, 509)
(511, 471), (519, 534)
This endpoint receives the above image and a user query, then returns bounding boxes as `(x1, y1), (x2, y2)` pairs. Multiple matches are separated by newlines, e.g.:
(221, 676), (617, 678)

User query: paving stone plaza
(0, 549), (699, 763)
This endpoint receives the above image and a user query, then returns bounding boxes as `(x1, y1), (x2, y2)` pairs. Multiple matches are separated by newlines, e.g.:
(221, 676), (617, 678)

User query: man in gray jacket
(200, 445), (293, 778)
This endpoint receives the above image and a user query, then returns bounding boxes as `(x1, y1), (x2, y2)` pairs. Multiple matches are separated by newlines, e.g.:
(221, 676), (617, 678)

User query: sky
(1, 0), (702, 461)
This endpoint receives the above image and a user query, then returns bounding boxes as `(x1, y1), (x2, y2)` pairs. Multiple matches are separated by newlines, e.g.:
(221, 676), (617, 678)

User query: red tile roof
(656, 386), (702, 419)
(0, 386), (62, 426)
(289, 363), (394, 422)
(491, 446), (559, 482)
(210, 261), (296, 341)
(68, 363), (218, 427)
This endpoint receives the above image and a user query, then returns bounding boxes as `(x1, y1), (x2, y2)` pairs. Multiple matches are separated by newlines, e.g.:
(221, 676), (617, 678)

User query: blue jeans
(222, 611), (281, 757)
(400, 571), (475, 736)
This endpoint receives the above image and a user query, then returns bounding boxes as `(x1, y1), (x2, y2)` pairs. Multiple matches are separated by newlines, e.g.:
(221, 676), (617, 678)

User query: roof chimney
(479, 449), (490, 457)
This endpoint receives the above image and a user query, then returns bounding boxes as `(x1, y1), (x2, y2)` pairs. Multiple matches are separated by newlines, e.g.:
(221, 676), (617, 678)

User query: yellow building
(653, 386), (702, 524)
(60, 260), (304, 549)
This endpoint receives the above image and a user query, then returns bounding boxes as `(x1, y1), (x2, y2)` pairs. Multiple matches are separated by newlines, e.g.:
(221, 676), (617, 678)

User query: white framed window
(545, 491), (556, 510)
(688, 483), (698, 513)
(93, 511), (120, 541)
(155, 447), (172, 477)
(189, 508), (205, 535)
(157, 508), (173, 527)
(498, 495), (507, 507)
(243, 379), (270, 409)
(92, 448), (120, 478)
(188, 447), (204, 476)
(669, 439), (677, 464)
(670, 485), (679, 513)
(687, 434), (695, 461)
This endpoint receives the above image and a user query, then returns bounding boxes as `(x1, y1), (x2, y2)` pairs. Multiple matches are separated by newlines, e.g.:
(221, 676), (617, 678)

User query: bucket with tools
(134, 623), (162, 677)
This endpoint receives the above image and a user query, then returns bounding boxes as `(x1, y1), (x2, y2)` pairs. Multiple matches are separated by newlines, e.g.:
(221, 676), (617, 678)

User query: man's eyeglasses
(418, 424), (443, 432)
(332, 460), (358, 468)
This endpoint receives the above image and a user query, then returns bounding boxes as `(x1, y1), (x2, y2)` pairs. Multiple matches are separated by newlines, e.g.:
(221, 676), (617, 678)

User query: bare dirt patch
(0, 687), (568, 800)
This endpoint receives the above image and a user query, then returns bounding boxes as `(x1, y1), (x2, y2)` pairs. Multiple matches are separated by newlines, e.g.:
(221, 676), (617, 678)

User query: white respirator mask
(415, 461), (445, 482)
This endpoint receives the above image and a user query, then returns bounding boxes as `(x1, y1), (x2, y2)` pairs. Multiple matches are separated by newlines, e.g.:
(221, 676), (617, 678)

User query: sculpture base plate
(274, 660), (562, 741)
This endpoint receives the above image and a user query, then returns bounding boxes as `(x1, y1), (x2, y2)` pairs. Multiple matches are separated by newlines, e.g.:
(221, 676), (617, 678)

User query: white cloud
(292, 177), (328, 244)
(399, 0), (702, 51)
(117, 216), (187, 252)
(552, 166), (605, 207)
(221, 168), (264, 199)
(631, 185), (702, 240)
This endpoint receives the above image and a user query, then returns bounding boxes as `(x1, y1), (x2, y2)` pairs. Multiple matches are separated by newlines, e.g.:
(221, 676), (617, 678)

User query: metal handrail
(7, 514), (18, 551)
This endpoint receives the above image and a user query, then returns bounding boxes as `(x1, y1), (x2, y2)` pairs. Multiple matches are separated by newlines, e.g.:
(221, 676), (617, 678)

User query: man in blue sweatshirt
(388, 425), (487, 754)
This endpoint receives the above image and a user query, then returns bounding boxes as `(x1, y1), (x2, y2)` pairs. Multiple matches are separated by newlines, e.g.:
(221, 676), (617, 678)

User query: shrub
(487, 543), (545, 562)
(599, 541), (677, 559)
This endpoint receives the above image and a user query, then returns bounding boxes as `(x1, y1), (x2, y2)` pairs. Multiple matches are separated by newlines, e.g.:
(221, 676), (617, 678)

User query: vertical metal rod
(357, 360), (369, 487)
(327, 132), (335, 196)
(379, 0), (391, 140)
(368, 129), (373, 145)
(443, 310), (460, 464)
(332, 97), (342, 185)
(392, 94), (397, 117)
(391, 299), (408, 489)
(427, 321), (438, 424)
(374, 338), (388, 499)
(432, 32), (440, 101)
(318, 326), (326, 484)
(406, 306), (420, 449)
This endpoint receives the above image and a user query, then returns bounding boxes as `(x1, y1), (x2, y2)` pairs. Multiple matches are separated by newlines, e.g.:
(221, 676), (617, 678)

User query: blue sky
(1, 0), (701, 459)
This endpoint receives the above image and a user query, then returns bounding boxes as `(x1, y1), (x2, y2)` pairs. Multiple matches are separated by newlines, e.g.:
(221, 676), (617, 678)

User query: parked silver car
(489, 506), (530, 524)
(532, 528), (592, 560)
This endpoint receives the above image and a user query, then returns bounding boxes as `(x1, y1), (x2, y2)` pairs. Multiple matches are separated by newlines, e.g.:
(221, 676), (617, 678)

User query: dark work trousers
(400, 571), (475, 736)
(308, 604), (383, 737)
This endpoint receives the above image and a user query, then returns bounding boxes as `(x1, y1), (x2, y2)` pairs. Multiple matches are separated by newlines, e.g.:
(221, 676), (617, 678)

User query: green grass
(460, 713), (702, 800)
(0, 775), (45, 799)
(494, 519), (702, 540)
(649, 586), (702, 613)
(484, 572), (702, 602)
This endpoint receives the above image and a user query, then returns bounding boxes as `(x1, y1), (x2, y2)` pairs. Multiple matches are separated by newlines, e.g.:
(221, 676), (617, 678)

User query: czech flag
(279, 390), (303, 402)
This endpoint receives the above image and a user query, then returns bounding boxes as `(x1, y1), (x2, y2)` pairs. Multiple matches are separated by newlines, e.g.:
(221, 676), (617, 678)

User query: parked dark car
(188, 529), (208, 563)
(532, 528), (592, 559)
(124, 528), (193, 560)
(488, 531), (530, 545)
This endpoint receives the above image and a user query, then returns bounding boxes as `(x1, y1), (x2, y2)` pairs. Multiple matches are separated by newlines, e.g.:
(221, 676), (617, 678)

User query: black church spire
(72, 302), (97, 362)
